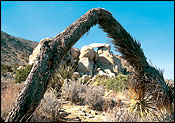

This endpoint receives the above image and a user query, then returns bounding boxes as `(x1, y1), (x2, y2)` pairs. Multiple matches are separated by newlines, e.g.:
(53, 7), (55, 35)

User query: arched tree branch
(6, 8), (172, 122)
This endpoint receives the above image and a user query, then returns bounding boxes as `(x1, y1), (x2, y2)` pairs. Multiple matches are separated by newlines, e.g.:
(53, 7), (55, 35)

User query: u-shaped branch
(6, 8), (170, 122)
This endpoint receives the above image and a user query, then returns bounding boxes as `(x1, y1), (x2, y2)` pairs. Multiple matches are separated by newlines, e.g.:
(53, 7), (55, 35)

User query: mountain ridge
(1, 31), (38, 66)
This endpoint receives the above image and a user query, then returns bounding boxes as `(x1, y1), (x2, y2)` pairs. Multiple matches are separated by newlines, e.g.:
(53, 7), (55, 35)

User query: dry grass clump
(61, 80), (87, 105)
(61, 80), (105, 111)
(1, 82), (25, 120)
(29, 90), (62, 122)
(78, 75), (93, 85)
(85, 85), (105, 111)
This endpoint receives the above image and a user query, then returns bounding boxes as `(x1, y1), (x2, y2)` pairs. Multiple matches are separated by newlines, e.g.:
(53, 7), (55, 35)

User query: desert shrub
(1, 82), (25, 120)
(11, 63), (19, 74)
(61, 80), (87, 105)
(92, 74), (109, 86)
(15, 64), (33, 83)
(1, 64), (13, 76)
(85, 85), (105, 111)
(105, 73), (128, 92)
(1, 64), (19, 79)
(62, 80), (105, 111)
(29, 90), (62, 122)
(48, 64), (75, 96)
(49, 71), (63, 96)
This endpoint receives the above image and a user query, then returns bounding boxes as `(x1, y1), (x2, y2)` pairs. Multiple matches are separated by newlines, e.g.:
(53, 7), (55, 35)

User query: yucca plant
(78, 75), (92, 85)
(127, 84), (157, 120)
(48, 64), (75, 94)
(57, 64), (75, 83)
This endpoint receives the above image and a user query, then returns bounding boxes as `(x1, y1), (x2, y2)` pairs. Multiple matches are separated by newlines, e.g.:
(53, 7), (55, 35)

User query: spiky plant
(78, 75), (92, 85)
(126, 75), (174, 121)
(48, 64), (75, 94)
(127, 85), (157, 120)
(57, 64), (75, 82)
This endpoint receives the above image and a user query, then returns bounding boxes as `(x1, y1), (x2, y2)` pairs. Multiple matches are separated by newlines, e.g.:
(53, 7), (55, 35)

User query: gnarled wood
(6, 8), (172, 122)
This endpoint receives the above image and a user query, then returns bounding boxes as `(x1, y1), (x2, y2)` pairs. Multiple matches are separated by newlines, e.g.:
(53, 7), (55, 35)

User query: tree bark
(6, 8), (172, 122)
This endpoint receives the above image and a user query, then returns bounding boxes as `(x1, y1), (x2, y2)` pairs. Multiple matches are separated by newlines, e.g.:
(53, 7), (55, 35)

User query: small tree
(15, 64), (33, 83)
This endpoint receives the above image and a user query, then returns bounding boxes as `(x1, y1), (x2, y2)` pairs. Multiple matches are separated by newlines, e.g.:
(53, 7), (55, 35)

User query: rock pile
(29, 42), (123, 77)
(76, 43), (122, 77)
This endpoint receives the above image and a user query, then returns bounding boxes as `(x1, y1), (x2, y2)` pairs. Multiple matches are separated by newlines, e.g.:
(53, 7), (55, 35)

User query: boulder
(115, 55), (134, 72)
(96, 47), (122, 74)
(70, 47), (80, 60)
(108, 73), (115, 78)
(29, 42), (41, 65)
(113, 54), (122, 73)
(104, 69), (112, 74)
(99, 69), (115, 78)
(77, 57), (94, 75)
(79, 45), (95, 61)
(29, 39), (77, 66)
(72, 72), (80, 80)
(88, 43), (111, 52)
(98, 70), (107, 76)
(96, 50), (114, 72)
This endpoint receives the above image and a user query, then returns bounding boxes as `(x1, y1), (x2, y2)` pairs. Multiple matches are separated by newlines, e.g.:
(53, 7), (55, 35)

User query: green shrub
(15, 64), (33, 83)
(1, 64), (13, 76)
(105, 73), (128, 92)
(11, 63), (19, 74)
(92, 74), (109, 86)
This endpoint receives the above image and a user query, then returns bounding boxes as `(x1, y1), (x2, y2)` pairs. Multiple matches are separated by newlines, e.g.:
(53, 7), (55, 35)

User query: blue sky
(1, 1), (174, 80)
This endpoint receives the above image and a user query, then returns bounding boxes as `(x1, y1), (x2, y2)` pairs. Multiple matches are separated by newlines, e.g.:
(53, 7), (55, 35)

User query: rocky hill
(1, 31), (38, 66)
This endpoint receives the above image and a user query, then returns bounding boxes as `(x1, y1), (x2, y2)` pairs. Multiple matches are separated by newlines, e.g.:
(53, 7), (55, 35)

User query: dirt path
(59, 101), (110, 122)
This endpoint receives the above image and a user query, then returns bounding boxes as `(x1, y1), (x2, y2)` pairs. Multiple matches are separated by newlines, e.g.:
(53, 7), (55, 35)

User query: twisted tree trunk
(6, 8), (172, 122)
